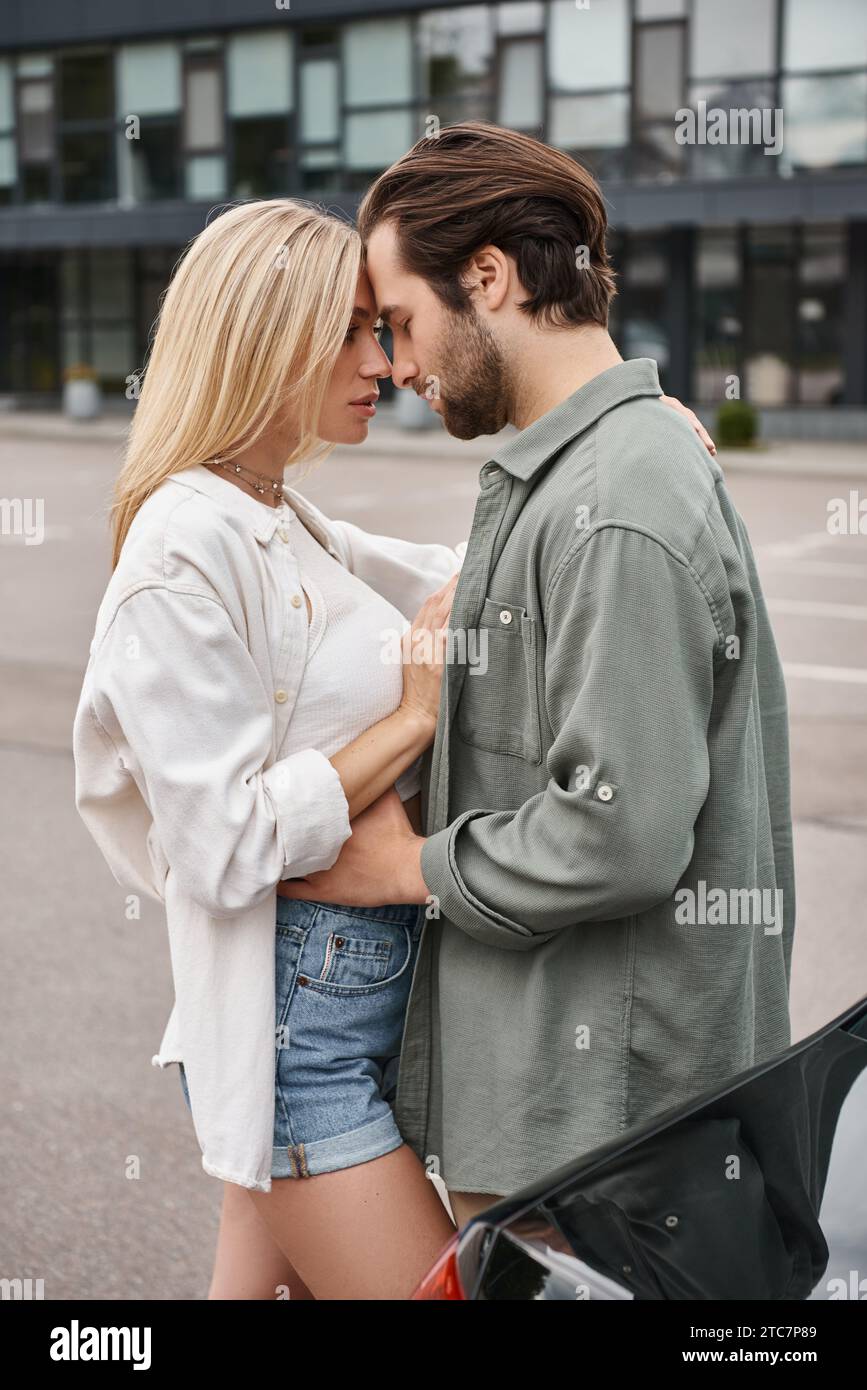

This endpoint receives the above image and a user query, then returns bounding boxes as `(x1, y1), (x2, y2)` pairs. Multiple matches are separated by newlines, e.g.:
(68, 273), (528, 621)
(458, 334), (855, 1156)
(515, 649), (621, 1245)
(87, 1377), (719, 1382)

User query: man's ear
(459, 244), (511, 313)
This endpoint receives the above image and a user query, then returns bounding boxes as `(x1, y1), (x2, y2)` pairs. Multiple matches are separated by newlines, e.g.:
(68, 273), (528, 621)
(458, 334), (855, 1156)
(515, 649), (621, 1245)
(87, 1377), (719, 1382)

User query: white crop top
(277, 499), (421, 800)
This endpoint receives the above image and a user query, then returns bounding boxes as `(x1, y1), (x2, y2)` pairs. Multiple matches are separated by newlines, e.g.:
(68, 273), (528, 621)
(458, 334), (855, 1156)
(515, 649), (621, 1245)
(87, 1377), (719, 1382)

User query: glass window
(136, 246), (182, 352)
(690, 0), (777, 80)
(345, 110), (415, 169)
(419, 6), (495, 98)
(745, 227), (796, 405)
(59, 51), (113, 121)
(635, 22), (684, 121)
(300, 60), (339, 143)
(90, 324), (136, 387)
(301, 26), (339, 48)
(117, 43), (181, 117)
(184, 60), (222, 151)
(19, 81), (53, 163)
(125, 123), (181, 200)
(783, 0), (867, 73)
(548, 0), (629, 91)
(618, 235), (671, 382)
(302, 167), (343, 194)
(685, 79), (780, 178)
(300, 147), (341, 169)
(227, 30), (293, 116)
(498, 39), (544, 129)
(345, 19), (413, 105)
(798, 225), (845, 405)
(231, 117), (290, 197)
(496, 2), (544, 33)
(60, 131), (115, 202)
(87, 249), (133, 320)
(61, 324), (85, 372)
(17, 54), (52, 78)
(624, 243), (667, 287)
(780, 73), (867, 172)
(22, 165), (51, 201)
(549, 91), (629, 147)
(632, 122), (686, 181)
(694, 228), (741, 404)
(186, 153), (226, 199)
(549, 92), (630, 179)
(636, 0), (686, 15)
(60, 250), (82, 321)
(0, 136), (15, 190)
(0, 58), (15, 129)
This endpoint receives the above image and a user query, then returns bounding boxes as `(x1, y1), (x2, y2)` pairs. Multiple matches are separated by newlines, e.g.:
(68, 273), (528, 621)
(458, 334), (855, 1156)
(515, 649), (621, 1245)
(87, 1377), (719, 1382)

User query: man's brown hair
(357, 121), (617, 330)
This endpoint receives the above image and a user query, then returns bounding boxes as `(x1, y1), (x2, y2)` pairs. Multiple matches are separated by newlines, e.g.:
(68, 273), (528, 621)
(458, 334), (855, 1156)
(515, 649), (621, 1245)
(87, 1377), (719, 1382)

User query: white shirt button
(274, 689), (289, 703)
(277, 528), (289, 543)
(499, 609), (513, 625)
(290, 593), (303, 608)
(596, 784), (614, 802)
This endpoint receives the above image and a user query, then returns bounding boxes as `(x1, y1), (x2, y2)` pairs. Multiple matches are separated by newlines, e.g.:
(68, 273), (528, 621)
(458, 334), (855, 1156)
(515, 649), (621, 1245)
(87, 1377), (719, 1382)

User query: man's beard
(421, 306), (512, 440)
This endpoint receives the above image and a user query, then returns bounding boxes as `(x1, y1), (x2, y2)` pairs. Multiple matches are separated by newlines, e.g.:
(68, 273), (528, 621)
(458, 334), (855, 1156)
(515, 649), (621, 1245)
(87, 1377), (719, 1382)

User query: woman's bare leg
(247, 1142), (456, 1300)
(208, 1180), (316, 1300)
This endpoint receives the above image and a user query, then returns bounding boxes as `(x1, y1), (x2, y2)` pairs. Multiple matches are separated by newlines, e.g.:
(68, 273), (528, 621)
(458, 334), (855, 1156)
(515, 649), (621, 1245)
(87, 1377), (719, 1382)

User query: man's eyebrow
(377, 305), (401, 325)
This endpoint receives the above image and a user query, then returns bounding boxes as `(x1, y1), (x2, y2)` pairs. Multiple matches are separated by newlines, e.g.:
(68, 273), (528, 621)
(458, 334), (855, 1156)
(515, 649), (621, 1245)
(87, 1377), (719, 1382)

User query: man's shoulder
(594, 395), (720, 541)
(532, 395), (722, 565)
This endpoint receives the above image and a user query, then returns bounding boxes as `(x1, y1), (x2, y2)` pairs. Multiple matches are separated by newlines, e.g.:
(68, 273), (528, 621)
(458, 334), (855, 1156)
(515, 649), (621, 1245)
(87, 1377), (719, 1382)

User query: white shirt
(72, 462), (466, 1192)
(275, 501), (420, 802)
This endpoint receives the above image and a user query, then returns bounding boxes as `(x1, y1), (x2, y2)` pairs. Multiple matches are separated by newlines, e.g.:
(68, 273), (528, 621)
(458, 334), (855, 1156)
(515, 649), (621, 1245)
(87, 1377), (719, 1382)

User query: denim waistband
(275, 895), (421, 927)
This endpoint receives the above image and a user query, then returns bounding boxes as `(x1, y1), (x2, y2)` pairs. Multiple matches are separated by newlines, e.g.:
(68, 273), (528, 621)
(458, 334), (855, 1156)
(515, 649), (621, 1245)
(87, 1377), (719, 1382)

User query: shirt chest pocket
(455, 596), (542, 764)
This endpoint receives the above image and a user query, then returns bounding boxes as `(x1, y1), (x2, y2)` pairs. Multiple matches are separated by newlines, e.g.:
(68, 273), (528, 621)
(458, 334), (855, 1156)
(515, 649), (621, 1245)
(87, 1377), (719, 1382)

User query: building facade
(1, 0), (866, 432)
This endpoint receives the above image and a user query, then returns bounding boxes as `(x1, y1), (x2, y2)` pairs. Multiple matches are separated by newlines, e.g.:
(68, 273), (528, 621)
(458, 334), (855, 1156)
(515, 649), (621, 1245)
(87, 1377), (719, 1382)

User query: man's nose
(391, 351), (419, 392)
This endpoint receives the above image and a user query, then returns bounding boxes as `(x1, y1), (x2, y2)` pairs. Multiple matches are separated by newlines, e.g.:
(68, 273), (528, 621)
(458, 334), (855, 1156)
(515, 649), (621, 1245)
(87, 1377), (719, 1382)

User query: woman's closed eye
(345, 319), (385, 346)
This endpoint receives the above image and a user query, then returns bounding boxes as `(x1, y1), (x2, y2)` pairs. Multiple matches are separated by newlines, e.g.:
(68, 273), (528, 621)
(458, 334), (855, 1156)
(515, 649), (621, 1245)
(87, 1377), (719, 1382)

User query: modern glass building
(1, 0), (866, 433)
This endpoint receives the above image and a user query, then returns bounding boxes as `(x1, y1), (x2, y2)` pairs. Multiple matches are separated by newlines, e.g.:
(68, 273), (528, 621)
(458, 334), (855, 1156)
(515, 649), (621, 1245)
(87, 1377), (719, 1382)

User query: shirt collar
(489, 357), (663, 481)
(169, 463), (334, 551)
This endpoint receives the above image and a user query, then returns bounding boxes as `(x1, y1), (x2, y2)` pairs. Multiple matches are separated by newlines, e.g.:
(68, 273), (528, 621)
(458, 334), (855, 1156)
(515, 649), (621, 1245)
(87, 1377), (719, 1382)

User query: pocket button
(499, 609), (513, 625)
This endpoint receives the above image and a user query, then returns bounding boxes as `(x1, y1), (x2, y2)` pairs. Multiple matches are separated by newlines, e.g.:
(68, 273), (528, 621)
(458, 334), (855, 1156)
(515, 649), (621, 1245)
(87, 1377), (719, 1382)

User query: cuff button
(596, 783), (614, 802)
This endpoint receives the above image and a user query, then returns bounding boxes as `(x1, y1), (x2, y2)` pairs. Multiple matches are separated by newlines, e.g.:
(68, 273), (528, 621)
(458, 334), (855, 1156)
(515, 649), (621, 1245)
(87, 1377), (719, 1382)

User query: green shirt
(398, 357), (795, 1196)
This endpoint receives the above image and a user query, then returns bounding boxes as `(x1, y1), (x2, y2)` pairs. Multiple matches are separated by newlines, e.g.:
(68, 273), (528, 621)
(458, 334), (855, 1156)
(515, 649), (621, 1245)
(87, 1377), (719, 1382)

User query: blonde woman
(73, 199), (463, 1300)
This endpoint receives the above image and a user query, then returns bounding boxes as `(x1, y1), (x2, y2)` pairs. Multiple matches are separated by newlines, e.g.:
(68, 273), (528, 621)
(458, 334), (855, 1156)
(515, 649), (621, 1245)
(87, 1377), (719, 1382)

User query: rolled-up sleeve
(88, 585), (351, 918)
(330, 518), (467, 621)
(420, 526), (719, 949)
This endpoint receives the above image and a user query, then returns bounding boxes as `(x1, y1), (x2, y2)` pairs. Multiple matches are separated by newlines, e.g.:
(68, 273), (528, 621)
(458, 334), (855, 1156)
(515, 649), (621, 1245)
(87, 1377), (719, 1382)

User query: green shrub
(715, 400), (758, 447)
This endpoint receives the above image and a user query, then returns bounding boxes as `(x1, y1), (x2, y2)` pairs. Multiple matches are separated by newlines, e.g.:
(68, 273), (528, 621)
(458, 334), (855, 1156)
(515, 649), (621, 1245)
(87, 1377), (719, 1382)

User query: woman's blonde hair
(110, 199), (362, 569)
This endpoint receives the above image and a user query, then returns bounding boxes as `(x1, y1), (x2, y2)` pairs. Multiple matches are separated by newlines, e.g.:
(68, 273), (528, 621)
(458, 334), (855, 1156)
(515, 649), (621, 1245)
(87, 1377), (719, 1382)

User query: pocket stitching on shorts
(302, 923), (414, 997)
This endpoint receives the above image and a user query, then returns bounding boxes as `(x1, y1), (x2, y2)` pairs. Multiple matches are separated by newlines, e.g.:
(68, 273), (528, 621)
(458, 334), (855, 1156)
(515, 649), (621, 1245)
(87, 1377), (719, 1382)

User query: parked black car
(413, 995), (867, 1300)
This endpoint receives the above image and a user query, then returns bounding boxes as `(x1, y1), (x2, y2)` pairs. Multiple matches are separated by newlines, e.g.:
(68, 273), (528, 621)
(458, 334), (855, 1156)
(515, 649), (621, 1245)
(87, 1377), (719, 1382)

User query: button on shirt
(396, 358), (795, 1196)
(72, 463), (465, 1192)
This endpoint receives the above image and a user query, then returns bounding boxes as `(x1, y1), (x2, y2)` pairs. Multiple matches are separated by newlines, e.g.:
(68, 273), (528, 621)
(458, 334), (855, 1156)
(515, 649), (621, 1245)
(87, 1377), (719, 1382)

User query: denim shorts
(178, 896), (424, 1179)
